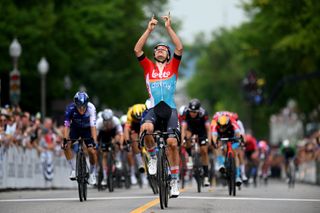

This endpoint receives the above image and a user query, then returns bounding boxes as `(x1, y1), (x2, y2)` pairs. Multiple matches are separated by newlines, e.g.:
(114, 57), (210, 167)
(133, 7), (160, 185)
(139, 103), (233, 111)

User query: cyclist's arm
(115, 117), (124, 145)
(181, 121), (187, 144)
(134, 16), (157, 57)
(124, 123), (131, 142)
(124, 108), (133, 141)
(211, 126), (218, 144)
(89, 103), (97, 143)
(164, 14), (183, 56)
(205, 122), (211, 144)
(63, 104), (72, 140)
(90, 126), (97, 144)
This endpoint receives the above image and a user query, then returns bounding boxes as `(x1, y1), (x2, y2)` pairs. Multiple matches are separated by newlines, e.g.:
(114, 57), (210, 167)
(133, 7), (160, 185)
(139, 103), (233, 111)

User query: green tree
(0, 0), (169, 117)
(187, 0), (320, 138)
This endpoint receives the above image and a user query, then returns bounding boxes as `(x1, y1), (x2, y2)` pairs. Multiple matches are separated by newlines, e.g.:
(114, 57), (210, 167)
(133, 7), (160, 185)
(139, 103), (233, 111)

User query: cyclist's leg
(131, 130), (144, 172)
(141, 109), (156, 157)
(199, 136), (209, 186)
(216, 146), (225, 173)
(125, 140), (136, 184)
(141, 109), (157, 174)
(232, 143), (242, 185)
(238, 147), (248, 181)
(166, 110), (180, 197)
(81, 128), (97, 184)
(64, 127), (82, 180)
(98, 132), (107, 183)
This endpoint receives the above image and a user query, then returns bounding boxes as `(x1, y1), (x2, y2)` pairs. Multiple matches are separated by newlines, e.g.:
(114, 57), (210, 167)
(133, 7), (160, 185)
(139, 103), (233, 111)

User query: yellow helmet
(217, 115), (230, 131)
(132, 104), (146, 120)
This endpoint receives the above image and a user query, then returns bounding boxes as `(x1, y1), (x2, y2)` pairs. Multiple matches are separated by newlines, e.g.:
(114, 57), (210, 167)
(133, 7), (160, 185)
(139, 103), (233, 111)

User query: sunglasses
(154, 48), (168, 52)
(77, 106), (87, 111)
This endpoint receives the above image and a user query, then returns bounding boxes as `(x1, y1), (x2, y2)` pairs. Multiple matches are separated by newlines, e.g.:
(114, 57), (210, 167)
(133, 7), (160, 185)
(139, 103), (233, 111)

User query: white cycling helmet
(120, 115), (127, 125)
(178, 105), (186, 116)
(282, 139), (290, 148)
(102, 109), (113, 121)
(145, 98), (152, 109)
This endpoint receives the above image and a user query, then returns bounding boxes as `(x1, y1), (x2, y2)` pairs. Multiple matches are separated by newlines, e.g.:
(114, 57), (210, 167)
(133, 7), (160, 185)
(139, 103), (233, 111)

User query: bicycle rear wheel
(193, 153), (202, 193)
(107, 152), (114, 192)
(180, 152), (186, 189)
(97, 151), (104, 191)
(288, 161), (295, 188)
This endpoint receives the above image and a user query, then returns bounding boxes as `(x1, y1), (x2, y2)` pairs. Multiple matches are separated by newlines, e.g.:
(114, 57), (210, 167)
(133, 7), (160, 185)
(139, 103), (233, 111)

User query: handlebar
(218, 137), (242, 143)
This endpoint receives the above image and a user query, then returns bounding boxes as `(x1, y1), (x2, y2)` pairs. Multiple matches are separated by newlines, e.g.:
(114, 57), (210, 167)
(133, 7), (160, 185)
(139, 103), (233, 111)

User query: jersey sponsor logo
(150, 81), (173, 90)
(151, 69), (171, 79)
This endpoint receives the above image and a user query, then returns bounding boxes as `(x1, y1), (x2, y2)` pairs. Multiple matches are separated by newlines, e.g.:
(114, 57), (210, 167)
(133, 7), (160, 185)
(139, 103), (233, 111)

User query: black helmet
(74, 91), (89, 109)
(154, 43), (171, 62)
(188, 99), (201, 111)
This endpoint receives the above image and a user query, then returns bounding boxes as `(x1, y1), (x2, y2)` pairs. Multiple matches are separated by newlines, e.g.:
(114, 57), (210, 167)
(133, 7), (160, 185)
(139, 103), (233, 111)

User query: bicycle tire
(157, 148), (168, 209)
(230, 156), (236, 196)
(97, 152), (104, 191)
(194, 153), (202, 193)
(77, 152), (85, 202)
(82, 154), (88, 201)
(107, 153), (114, 192)
(226, 155), (236, 196)
(180, 152), (186, 189)
(164, 155), (169, 208)
(288, 161), (295, 188)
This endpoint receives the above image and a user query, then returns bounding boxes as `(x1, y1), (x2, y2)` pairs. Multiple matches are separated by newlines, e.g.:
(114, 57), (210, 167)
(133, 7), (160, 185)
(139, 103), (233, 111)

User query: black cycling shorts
(142, 107), (180, 137)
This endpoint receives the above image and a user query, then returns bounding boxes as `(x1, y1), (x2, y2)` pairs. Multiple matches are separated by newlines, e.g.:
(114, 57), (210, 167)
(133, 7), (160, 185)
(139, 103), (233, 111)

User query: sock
(170, 166), (179, 180)
(240, 164), (246, 176)
(203, 165), (209, 177)
(135, 153), (143, 166)
(217, 155), (224, 167)
(103, 168), (107, 179)
(236, 167), (241, 178)
(147, 147), (156, 157)
(90, 164), (96, 174)
(68, 160), (75, 170)
(131, 166), (135, 176)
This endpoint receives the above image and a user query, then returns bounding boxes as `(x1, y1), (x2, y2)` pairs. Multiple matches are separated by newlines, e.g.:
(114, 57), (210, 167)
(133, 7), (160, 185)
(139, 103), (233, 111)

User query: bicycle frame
(220, 137), (240, 196)
(140, 129), (180, 209)
(69, 138), (90, 202)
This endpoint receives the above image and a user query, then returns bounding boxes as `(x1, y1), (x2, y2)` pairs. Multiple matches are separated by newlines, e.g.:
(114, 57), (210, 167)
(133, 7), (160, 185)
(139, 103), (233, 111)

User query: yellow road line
(130, 198), (159, 213)
(130, 187), (188, 213)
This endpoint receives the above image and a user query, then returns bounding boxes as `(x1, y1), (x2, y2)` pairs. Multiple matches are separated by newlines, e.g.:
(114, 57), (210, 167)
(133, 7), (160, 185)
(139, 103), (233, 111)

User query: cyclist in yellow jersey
(124, 104), (147, 184)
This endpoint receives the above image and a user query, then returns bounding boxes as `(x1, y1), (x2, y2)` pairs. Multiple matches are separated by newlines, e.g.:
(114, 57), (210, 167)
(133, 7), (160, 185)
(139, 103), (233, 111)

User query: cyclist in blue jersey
(134, 13), (183, 198)
(62, 91), (98, 185)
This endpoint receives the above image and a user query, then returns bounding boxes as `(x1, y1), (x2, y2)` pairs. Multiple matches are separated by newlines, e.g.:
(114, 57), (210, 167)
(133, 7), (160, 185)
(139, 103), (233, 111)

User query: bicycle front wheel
(76, 152), (87, 202)
(157, 148), (169, 209)
(227, 156), (236, 196)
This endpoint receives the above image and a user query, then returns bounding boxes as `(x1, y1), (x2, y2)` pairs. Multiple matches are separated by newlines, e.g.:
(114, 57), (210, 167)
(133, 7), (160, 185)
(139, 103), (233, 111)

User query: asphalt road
(0, 180), (319, 213)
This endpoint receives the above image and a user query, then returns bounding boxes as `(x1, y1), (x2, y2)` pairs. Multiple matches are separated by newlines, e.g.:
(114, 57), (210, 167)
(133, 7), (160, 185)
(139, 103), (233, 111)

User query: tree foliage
(187, 0), (320, 138)
(0, 0), (168, 114)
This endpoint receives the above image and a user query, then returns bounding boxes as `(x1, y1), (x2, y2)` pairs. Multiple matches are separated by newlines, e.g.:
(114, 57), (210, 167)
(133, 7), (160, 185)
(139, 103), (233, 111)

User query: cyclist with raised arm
(180, 99), (211, 186)
(212, 114), (243, 186)
(124, 103), (147, 184)
(96, 108), (124, 186)
(134, 13), (183, 198)
(62, 91), (97, 185)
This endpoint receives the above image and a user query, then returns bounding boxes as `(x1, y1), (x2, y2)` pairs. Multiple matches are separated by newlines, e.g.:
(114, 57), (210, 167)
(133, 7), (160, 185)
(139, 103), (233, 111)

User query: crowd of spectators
(0, 105), (64, 157)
